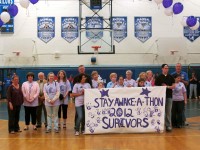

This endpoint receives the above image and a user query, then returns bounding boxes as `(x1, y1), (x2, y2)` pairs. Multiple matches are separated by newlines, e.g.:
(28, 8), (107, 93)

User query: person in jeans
(57, 70), (71, 129)
(189, 72), (198, 99)
(71, 73), (91, 136)
(7, 75), (23, 134)
(155, 64), (175, 132)
(22, 72), (40, 131)
(44, 72), (60, 133)
(172, 74), (187, 128)
(36, 72), (47, 128)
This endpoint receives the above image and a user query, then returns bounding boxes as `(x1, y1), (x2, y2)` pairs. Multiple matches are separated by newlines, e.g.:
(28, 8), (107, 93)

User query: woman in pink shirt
(22, 72), (40, 130)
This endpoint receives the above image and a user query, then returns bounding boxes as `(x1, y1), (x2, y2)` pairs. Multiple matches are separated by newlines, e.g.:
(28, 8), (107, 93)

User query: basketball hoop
(170, 50), (178, 55)
(13, 51), (20, 56)
(92, 46), (101, 54)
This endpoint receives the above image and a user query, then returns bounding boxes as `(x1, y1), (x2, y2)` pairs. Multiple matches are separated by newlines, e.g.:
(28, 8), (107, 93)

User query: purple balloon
(173, 2), (184, 15)
(30, 0), (39, 5)
(162, 0), (173, 8)
(0, 19), (4, 27)
(186, 16), (197, 27)
(7, 4), (18, 17)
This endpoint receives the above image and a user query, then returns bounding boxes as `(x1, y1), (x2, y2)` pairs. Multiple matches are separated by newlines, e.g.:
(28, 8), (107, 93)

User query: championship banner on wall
(134, 17), (152, 43)
(112, 17), (127, 43)
(61, 17), (78, 43)
(85, 87), (166, 134)
(37, 17), (55, 43)
(184, 17), (200, 42)
(0, 0), (14, 33)
(86, 17), (103, 41)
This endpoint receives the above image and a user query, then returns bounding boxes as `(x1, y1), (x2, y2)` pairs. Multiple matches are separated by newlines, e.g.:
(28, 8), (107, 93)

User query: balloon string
(172, 15), (174, 26)
(157, 4), (160, 10)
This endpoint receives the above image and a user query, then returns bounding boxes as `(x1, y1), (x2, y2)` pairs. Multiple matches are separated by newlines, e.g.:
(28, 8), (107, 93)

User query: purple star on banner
(100, 89), (109, 97)
(140, 88), (151, 97)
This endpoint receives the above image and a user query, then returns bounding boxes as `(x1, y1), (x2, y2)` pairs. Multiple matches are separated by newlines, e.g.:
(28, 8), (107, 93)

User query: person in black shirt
(155, 64), (175, 132)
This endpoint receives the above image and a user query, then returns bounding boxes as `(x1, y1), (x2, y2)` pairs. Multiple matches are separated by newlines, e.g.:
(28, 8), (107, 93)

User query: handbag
(59, 94), (64, 101)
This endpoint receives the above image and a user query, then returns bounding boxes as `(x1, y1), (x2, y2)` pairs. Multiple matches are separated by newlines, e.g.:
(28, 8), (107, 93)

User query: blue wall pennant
(61, 17), (78, 43)
(134, 17), (152, 43)
(112, 17), (127, 43)
(37, 17), (55, 43)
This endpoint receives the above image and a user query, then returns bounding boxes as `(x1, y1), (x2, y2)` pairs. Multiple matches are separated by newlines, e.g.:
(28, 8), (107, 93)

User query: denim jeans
(45, 106), (59, 130)
(189, 84), (197, 98)
(75, 105), (85, 132)
(165, 98), (172, 127)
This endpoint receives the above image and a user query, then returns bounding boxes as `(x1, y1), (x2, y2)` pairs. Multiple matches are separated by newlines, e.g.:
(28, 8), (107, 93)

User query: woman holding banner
(71, 73), (91, 136)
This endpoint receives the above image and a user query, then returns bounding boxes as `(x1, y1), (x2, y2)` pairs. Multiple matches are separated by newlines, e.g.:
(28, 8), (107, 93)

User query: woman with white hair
(124, 70), (137, 87)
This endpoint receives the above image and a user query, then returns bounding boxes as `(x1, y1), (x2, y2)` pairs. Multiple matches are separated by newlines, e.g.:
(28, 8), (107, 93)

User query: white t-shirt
(72, 83), (91, 107)
(124, 79), (137, 87)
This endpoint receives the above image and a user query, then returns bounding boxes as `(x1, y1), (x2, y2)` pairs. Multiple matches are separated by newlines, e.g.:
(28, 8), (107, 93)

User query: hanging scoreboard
(0, 0), (14, 33)
(90, 0), (102, 10)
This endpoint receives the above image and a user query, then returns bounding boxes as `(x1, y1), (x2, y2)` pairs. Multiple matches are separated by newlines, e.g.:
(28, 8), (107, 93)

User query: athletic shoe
(166, 126), (172, 132)
(63, 124), (66, 128)
(55, 129), (59, 133)
(45, 129), (51, 133)
(75, 131), (79, 136)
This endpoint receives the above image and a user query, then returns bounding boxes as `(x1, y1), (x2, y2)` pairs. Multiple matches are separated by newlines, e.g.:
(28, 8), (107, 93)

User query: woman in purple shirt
(71, 73), (91, 136)
(22, 72), (40, 131)
(57, 70), (71, 129)
(7, 75), (23, 134)
(44, 72), (60, 133)
(172, 74), (187, 128)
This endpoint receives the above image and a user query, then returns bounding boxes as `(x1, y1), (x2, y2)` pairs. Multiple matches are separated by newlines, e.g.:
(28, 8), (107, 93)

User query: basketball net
(92, 46), (101, 55)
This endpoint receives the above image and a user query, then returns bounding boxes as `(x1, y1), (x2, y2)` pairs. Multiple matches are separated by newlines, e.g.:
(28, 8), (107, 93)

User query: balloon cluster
(181, 16), (199, 31)
(154, 0), (199, 30)
(19, 0), (39, 9)
(0, 0), (39, 27)
(154, 0), (184, 16)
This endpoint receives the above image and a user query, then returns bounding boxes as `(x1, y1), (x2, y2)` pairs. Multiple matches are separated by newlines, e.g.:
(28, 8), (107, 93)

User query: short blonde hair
(109, 73), (117, 79)
(139, 72), (146, 79)
(91, 71), (98, 77)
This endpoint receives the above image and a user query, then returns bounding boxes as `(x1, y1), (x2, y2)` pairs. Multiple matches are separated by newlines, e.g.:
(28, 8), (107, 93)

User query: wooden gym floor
(0, 100), (200, 150)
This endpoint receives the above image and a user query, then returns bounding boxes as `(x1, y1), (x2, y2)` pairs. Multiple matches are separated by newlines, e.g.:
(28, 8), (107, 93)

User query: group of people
(7, 63), (192, 135)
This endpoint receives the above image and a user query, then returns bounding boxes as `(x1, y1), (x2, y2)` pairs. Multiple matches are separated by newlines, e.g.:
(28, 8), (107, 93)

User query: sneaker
(58, 124), (61, 128)
(184, 122), (189, 126)
(55, 129), (59, 133)
(81, 130), (85, 134)
(10, 131), (15, 134)
(75, 131), (79, 136)
(15, 130), (22, 133)
(166, 126), (172, 132)
(63, 124), (66, 128)
(45, 129), (51, 133)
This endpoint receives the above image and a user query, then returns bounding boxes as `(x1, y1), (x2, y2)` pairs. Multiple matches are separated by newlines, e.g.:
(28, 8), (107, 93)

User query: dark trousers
(24, 106), (37, 125)
(8, 105), (21, 132)
(58, 104), (68, 119)
(36, 103), (47, 126)
(75, 105), (85, 132)
(172, 101), (184, 127)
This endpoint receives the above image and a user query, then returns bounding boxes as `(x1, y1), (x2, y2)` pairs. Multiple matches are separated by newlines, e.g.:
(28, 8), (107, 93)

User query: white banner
(85, 87), (166, 134)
